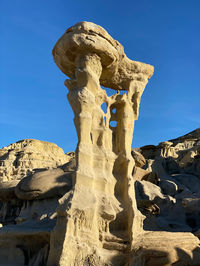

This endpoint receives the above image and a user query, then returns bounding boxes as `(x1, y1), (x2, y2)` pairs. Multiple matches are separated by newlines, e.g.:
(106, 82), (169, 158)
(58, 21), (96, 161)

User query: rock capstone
(48, 21), (154, 265)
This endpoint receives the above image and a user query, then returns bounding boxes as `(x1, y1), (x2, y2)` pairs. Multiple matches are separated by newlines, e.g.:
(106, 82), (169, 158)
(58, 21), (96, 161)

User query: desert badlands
(0, 22), (200, 266)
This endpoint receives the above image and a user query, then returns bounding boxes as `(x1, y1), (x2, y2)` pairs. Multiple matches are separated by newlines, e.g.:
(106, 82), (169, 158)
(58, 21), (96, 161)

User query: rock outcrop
(15, 168), (72, 200)
(0, 139), (72, 182)
(47, 21), (154, 266)
(132, 129), (200, 265)
(0, 128), (199, 265)
(0, 22), (199, 266)
(0, 140), (75, 265)
(135, 128), (200, 234)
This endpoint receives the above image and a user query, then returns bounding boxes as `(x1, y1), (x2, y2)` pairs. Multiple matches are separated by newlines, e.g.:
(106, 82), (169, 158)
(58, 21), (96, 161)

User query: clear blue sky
(0, 0), (200, 152)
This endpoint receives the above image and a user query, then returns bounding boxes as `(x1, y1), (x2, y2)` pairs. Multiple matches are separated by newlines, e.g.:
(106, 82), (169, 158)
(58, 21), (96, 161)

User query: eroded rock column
(47, 22), (154, 266)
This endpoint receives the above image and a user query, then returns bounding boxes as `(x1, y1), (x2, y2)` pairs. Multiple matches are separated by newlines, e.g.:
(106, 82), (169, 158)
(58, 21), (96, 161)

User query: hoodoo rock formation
(0, 22), (200, 265)
(47, 21), (154, 266)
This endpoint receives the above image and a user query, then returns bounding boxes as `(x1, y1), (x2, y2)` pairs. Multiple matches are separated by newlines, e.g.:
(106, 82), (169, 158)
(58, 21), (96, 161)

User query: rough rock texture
(46, 21), (154, 266)
(53, 21), (153, 92)
(0, 164), (74, 265)
(0, 140), (75, 265)
(0, 129), (200, 265)
(0, 139), (72, 182)
(131, 231), (200, 265)
(135, 128), (200, 234)
(50, 22), (200, 265)
(15, 168), (72, 200)
(0, 22), (199, 266)
(131, 148), (146, 168)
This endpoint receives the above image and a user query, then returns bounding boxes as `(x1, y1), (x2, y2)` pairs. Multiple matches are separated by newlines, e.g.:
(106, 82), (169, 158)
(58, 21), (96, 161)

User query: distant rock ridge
(169, 128), (200, 143)
(0, 139), (73, 182)
(134, 128), (200, 233)
(140, 128), (200, 172)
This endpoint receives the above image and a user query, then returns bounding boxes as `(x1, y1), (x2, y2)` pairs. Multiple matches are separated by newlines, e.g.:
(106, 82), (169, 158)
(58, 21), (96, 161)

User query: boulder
(15, 168), (72, 200)
(131, 149), (146, 167)
(0, 180), (19, 200)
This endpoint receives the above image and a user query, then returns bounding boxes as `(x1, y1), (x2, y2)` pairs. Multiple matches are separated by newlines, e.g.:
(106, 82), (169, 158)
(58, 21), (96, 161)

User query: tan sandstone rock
(131, 149), (146, 168)
(131, 231), (200, 266)
(15, 168), (72, 200)
(0, 139), (72, 182)
(47, 21), (200, 266)
(0, 21), (199, 266)
(47, 21), (154, 266)
(137, 128), (200, 233)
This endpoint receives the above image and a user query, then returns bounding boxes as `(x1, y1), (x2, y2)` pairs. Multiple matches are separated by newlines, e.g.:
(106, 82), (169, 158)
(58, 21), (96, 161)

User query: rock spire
(48, 21), (154, 265)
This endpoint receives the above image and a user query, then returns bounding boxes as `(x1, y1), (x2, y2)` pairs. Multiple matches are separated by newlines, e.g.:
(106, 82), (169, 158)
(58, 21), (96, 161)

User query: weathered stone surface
(0, 221), (52, 266)
(0, 21), (200, 266)
(0, 142), (75, 265)
(159, 179), (178, 196)
(47, 21), (154, 266)
(131, 148), (146, 167)
(53, 21), (153, 92)
(0, 139), (72, 182)
(132, 166), (150, 181)
(141, 128), (200, 175)
(131, 231), (200, 266)
(1, 129), (198, 265)
(0, 180), (19, 200)
(15, 168), (72, 200)
(137, 128), (200, 234)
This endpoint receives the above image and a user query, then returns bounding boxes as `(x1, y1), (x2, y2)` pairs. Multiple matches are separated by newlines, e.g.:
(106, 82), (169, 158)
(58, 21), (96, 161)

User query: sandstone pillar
(47, 22), (154, 266)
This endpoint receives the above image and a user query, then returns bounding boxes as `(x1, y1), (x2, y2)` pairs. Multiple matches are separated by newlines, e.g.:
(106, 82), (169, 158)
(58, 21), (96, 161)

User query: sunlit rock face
(0, 139), (72, 182)
(0, 129), (200, 265)
(48, 21), (154, 265)
(0, 21), (199, 266)
(0, 140), (75, 266)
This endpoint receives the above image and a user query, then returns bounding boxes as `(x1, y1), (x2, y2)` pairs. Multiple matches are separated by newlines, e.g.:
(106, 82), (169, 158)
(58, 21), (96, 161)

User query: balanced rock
(53, 21), (153, 92)
(0, 21), (199, 266)
(48, 21), (154, 266)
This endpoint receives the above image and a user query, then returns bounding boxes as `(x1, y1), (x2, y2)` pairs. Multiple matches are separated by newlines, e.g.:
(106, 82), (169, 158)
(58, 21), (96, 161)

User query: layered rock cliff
(0, 139), (73, 182)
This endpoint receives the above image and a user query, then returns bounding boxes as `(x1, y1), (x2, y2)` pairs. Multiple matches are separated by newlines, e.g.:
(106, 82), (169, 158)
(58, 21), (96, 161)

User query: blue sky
(0, 0), (200, 152)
